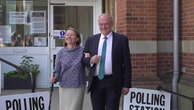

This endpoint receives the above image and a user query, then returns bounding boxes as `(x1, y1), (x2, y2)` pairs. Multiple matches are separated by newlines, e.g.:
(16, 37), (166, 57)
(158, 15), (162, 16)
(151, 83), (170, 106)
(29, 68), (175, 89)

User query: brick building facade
(113, 0), (194, 109)
(0, 0), (193, 109)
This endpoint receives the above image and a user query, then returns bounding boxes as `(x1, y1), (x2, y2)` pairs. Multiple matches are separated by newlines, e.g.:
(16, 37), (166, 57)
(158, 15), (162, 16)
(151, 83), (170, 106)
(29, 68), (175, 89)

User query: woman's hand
(50, 76), (58, 84)
(84, 53), (91, 58)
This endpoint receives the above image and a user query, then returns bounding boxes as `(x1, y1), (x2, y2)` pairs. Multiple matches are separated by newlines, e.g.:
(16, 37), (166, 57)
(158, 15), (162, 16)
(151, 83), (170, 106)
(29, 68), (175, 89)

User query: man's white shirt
(95, 32), (113, 76)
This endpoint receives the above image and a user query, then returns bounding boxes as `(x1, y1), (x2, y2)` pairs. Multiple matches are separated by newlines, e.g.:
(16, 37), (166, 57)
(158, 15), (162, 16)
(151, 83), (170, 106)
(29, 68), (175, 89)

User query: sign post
(124, 88), (171, 110)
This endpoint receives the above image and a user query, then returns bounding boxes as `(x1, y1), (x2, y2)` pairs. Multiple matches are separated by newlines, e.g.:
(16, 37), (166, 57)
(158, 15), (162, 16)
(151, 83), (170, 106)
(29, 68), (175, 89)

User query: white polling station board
(124, 88), (171, 110)
(0, 91), (49, 110)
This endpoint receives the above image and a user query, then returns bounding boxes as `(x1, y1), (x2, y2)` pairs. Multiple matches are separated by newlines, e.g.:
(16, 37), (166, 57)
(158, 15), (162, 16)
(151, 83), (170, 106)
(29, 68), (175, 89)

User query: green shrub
(20, 56), (40, 77)
(4, 70), (30, 79)
(4, 55), (40, 79)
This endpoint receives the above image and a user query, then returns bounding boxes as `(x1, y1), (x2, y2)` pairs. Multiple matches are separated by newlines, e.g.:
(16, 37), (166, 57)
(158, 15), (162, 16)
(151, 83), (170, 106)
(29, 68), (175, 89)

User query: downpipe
(172, 0), (180, 109)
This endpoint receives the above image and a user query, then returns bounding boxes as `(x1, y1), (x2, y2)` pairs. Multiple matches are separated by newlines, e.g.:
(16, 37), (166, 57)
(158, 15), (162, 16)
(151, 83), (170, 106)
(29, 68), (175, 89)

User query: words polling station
(0, 91), (49, 110)
(124, 88), (171, 110)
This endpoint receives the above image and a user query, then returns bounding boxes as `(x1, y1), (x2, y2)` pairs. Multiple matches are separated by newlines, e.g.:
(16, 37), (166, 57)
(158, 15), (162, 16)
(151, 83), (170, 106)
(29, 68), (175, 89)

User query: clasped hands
(84, 52), (130, 95)
(84, 53), (100, 64)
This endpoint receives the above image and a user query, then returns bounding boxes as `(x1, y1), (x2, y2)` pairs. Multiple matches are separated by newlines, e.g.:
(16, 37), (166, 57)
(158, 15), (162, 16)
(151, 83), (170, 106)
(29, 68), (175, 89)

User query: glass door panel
(52, 6), (93, 47)
(50, 5), (93, 77)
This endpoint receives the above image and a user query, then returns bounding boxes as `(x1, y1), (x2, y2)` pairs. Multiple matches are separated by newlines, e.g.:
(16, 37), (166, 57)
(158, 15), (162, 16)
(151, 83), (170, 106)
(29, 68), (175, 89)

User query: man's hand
(90, 55), (100, 64)
(122, 88), (130, 95)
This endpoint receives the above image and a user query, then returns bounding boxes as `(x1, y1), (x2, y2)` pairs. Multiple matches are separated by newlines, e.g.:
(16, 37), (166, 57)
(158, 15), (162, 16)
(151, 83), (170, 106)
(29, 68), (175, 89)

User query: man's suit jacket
(84, 32), (132, 92)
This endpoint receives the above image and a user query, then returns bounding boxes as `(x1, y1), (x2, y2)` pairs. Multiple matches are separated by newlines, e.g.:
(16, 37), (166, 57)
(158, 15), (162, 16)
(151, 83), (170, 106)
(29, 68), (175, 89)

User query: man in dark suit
(84, 14), (132, 110)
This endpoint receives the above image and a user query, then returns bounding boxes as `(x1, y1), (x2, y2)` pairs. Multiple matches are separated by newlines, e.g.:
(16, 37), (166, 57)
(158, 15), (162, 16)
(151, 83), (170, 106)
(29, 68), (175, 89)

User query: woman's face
(64, 30), (79, 46)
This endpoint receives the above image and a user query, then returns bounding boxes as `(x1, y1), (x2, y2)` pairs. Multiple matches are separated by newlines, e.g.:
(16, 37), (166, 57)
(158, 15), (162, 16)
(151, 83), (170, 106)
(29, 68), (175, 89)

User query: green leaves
(4, 71), (30, 79)
(4, 55), (40, 79)
(20, 55), (40, 77)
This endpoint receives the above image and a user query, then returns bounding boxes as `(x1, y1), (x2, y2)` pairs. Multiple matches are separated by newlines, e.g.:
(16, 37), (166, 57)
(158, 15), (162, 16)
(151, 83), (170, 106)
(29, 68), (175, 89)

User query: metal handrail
(0, 58), (24, 72)
(157, 86), (194, 110)
(0, 57), (35, 92)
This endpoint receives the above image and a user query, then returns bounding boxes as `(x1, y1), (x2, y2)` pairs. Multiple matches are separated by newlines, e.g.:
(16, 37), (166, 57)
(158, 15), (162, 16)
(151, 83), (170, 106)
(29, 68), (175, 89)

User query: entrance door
(49, 4), (93, 76)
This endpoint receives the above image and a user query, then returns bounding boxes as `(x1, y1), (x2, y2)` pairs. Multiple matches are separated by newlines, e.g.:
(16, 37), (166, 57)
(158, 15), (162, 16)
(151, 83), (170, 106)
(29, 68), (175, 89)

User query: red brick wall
(116, 0), (128, 35)
(157, 0), (173, 40)
(116, 0), (159, 86)
(157, 53), (173, 76)
(132, 54), (157, 78)
(131, 53), (163, 85)
(116, 0), (174, 86)
(117, 0), (157, 40)
(127, 0), (157, 40)
(157, 0), (173, 78)
(182, 53), (194, 75)
(181, 0), (194, 40)
(181, 0), (194, 77)
(115, 0), (194, 90)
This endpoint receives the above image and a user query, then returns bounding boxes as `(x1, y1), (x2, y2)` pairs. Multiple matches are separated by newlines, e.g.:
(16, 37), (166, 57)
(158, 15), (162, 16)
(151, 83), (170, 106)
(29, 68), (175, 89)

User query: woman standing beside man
(50, 28), (86, 110)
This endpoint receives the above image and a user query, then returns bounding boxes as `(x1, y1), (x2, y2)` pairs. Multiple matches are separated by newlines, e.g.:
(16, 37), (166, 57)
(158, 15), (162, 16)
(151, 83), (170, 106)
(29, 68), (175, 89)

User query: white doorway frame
(48, 0), (102, 36)
(48, 0), (102, 77)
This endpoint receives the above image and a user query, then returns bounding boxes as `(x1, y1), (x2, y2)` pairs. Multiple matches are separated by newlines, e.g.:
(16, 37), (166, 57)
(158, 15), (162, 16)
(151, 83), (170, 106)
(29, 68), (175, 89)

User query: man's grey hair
(98, 13), (113, 24)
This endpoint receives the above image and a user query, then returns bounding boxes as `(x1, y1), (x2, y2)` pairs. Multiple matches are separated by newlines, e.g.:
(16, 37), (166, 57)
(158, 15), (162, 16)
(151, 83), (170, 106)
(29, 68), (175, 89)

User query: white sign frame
(124, 88), (171, 110)
(0, 91), (50, 110)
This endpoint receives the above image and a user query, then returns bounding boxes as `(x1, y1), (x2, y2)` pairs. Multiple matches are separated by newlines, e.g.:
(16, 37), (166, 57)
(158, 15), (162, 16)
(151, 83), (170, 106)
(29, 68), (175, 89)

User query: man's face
(98, 16), (113, 36)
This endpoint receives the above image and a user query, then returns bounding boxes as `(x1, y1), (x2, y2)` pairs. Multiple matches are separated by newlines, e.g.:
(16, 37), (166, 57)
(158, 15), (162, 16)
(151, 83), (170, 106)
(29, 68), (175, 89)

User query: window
(0, 0), (48, 47)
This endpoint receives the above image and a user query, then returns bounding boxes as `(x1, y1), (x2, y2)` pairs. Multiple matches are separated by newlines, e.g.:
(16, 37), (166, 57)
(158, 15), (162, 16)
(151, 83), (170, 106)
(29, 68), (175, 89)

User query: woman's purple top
(54, 46), (85, 88)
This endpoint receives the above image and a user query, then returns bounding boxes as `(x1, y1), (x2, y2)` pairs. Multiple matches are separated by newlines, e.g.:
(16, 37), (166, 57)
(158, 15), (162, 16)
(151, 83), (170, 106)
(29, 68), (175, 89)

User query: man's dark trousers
(90, 76), (122, 110)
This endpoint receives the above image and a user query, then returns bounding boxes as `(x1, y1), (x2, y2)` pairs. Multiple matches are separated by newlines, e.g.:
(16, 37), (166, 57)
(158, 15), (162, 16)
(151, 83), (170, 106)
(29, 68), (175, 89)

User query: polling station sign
(124, 88), (171, 110)
(0, 91), (49, 110)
